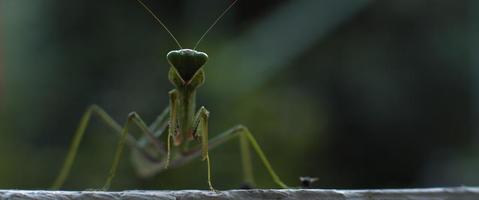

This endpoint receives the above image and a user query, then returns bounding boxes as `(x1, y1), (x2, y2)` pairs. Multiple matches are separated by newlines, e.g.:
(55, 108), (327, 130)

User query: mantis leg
(192, 106), (214, 190)
(148, 106), (170, 136)
(178, 125), (288, 189)
(51, 105), (168, 190)
(52, 105), (134, 189)
(234, 125), (288, 188)
(103, 112), (164, 190)
(165, 89), (179, 169)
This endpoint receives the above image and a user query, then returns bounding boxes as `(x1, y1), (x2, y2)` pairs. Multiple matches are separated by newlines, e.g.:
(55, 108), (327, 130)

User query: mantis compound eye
(167, 49), (208, 82)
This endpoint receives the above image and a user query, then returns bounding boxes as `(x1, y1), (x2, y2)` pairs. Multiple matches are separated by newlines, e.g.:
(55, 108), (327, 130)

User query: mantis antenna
(193, 0), (239, 50)
(136, 0), (183, 49)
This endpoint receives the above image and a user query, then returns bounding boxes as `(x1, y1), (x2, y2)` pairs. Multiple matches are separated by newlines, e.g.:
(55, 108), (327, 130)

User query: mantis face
(167, 49), (208, 88)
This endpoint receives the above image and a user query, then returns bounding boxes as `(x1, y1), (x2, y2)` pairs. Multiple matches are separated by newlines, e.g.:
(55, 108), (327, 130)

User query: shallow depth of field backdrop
(0, 0), (478, 190)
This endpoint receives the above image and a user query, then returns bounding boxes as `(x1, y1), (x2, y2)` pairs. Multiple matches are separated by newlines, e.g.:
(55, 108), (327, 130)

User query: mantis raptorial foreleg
(165, 89), (179, 169)
(192, 106), (213, 190)
(51, 105), (169, 190)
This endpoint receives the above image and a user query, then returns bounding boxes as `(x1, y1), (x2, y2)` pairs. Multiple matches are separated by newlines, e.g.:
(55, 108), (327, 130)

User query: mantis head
(134, 0), (236, 88)
(167, 49), (208, 87)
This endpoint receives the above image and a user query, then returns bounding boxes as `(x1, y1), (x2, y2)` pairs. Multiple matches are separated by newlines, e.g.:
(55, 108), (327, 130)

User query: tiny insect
(51, 0), (288, 191)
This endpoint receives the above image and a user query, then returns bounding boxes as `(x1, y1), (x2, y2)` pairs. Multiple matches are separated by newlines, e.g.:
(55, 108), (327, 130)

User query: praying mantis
(51, 0), (288, 191)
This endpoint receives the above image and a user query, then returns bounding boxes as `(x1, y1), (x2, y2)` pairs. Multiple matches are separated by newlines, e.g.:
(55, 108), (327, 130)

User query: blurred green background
(1, 0), (478, 190)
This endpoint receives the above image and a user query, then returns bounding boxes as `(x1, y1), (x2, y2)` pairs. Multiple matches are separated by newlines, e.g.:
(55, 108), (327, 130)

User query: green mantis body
(51, 0), (288, 191)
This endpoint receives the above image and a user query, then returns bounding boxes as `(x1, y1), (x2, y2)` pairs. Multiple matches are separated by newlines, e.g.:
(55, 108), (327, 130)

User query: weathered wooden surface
(0, 187), (478, 200)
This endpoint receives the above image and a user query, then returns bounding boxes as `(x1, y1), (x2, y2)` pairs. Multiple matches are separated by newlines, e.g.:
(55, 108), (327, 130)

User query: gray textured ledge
(1, 187), (478, 200)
